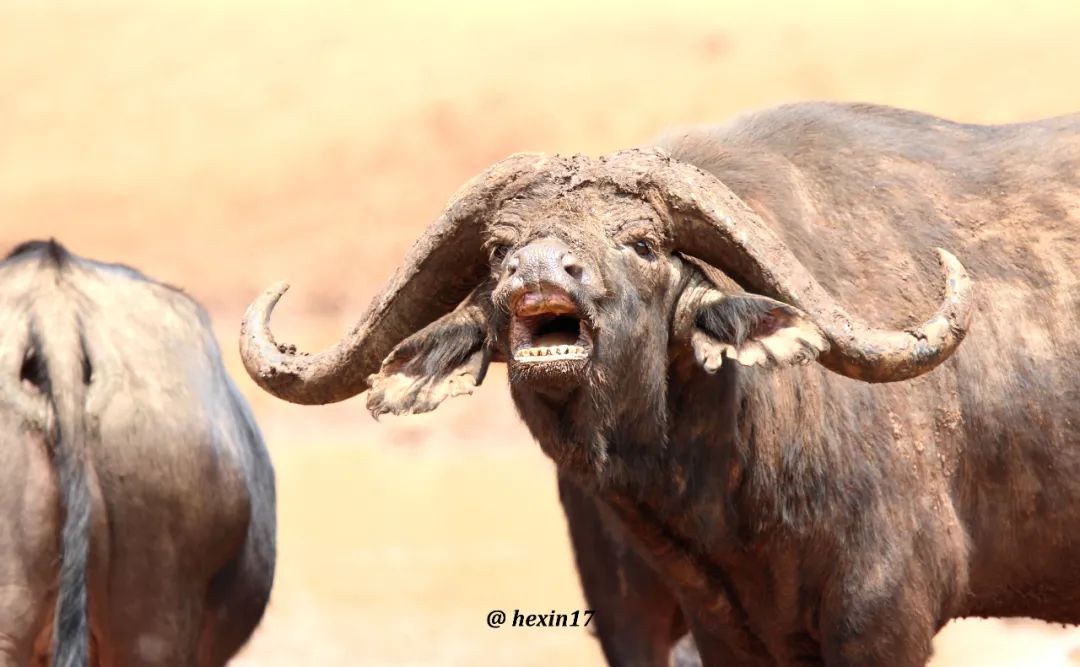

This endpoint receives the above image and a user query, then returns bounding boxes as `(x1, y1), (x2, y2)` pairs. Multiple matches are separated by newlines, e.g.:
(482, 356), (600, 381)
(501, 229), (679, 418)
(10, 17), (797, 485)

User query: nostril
(562, 253), (584, 280)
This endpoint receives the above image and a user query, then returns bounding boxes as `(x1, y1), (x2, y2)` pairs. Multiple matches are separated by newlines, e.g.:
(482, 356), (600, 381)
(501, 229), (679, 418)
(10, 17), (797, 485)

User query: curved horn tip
(934, 248), (968, 281)
(244, 282), (290, 325)
(263, 280), (291, 308)
(239, 281), (298, 389)
(932, 248), (974, 316)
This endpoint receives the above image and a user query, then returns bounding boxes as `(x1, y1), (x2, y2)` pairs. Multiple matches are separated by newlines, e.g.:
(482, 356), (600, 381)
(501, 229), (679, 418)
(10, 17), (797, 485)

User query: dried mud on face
(4, 1), (1080, 664)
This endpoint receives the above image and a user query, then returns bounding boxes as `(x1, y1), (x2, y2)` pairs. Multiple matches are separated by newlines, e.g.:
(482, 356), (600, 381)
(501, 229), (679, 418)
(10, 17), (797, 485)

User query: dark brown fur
(366, 102), (1080, 666)
(0, 241), (276, 667)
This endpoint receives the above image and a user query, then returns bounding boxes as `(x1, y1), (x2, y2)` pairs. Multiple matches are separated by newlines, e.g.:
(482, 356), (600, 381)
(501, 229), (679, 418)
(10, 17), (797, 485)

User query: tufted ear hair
(366, 285), (492, 417)
(675, 259), (827, 373)
(690, 291), (827, 372)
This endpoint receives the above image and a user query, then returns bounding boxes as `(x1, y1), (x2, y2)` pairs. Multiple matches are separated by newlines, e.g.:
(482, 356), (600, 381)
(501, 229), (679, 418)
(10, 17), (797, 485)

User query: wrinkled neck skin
(507, 301), (765, 633)
(506, 262), (746, 515)
(512, 334), (747, 533)
(507, 262), (740, 509)
(508, 260), (697, 480)
(506, 270), (968, 662)
(506, 263), (753, 550)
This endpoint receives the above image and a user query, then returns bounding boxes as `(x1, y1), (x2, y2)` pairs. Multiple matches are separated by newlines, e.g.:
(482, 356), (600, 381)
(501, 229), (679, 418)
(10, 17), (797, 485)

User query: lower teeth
(513, 345), (589, 362)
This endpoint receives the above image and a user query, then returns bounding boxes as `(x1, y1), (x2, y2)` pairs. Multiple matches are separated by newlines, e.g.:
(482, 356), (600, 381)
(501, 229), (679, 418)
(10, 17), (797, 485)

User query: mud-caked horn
(624, 148), (973, 382)
(240, 153), (554, 405)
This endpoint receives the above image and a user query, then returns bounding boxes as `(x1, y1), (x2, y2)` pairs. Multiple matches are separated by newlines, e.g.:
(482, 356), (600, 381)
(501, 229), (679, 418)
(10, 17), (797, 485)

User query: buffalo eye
(489, 243), (511, 265)
(628, 239), (654, 260)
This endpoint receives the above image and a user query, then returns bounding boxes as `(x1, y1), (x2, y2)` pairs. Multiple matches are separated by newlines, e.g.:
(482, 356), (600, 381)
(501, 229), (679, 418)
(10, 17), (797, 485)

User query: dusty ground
(3, 1), (1080, 664)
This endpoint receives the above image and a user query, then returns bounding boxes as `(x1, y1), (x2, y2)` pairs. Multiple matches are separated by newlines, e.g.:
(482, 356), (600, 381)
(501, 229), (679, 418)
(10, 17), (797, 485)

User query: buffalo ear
(690, 291), (827, 373)
(366, 288), (491, 417)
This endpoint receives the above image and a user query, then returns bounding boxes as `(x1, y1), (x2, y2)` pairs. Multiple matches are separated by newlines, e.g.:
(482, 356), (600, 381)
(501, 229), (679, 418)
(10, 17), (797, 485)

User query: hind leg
(96, 571), (203, 667)
(0, 426), (61, 667)
(195, 518), (275, 665)
(94, 528), (267, 667)
(196, 451), (275, 667)
(0, 588), (52, 667)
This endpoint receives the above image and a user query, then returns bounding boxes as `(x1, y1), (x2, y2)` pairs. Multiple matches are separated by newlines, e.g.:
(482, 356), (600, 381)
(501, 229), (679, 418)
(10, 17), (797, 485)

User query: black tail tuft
(30, 316), (91, 667)
(51, 403), (90, 667)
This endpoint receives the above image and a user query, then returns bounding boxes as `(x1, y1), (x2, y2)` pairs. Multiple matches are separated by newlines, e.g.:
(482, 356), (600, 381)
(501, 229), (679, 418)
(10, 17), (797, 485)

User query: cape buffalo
(0, 240), (275, 667)
(240, 102), (1080, 666)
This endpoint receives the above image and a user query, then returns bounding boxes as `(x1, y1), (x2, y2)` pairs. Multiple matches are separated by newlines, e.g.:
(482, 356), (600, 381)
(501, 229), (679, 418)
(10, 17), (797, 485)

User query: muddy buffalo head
(240, 149), (972, 469)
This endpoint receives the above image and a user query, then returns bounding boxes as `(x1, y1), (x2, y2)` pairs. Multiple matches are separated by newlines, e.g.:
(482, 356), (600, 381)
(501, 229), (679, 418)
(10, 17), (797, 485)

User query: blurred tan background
(3, 1), (1080, 664)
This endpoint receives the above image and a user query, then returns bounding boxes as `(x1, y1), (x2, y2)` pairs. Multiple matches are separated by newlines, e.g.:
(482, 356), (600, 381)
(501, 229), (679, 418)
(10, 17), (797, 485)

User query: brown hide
(0, 242), (275, 667)
(656, 103), (1080, 619)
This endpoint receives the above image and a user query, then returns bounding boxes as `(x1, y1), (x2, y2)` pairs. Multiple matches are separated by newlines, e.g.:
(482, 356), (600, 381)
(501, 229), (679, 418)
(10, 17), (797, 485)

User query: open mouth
(510, 288), (593, 364)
